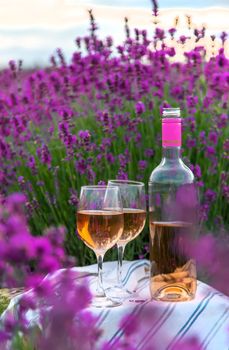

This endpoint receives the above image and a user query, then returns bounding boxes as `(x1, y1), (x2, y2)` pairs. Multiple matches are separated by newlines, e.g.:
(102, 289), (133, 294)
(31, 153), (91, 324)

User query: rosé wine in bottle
(149, 108), (198, 302)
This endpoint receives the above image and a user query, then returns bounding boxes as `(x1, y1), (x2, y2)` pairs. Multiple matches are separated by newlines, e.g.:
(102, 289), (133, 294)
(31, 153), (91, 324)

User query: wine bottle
(149, 108), (198, 302)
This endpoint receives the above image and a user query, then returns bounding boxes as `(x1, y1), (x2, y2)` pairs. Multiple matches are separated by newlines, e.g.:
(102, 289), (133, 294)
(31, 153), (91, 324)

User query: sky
(0, 0), (228, 67)
(83, 0), (229, 7)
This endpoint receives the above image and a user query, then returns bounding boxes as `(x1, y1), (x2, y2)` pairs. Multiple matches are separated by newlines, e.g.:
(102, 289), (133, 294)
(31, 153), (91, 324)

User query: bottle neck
(162, 146), (181, 160)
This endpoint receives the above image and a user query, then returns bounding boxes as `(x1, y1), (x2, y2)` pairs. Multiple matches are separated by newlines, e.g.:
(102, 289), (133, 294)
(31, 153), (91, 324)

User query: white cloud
(0, 1), (228, 67)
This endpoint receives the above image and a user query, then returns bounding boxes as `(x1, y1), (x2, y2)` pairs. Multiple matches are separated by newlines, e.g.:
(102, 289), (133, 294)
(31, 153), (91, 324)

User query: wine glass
(106, 180), (146, 301)
(77, 185), (124, 307)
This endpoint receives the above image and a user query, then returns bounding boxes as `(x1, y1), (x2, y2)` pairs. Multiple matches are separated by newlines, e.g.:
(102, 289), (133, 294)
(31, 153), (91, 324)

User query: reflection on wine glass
(106, 180), (146, 301)
(77, 185), (124, 308)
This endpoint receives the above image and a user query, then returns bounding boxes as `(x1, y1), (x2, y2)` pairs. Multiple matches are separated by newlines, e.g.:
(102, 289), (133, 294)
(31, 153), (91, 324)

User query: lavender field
(0, 2), (228, 348)
(1, 9), (228, 264)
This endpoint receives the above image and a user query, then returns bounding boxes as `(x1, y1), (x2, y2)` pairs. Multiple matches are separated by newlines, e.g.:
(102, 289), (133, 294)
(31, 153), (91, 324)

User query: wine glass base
(105, 286), (132, 303)
(91, 294), (122, 308)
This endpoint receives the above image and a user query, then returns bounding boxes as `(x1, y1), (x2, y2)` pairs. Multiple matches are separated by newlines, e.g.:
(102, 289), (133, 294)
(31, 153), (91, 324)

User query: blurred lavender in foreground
(0, 194), (228, 349)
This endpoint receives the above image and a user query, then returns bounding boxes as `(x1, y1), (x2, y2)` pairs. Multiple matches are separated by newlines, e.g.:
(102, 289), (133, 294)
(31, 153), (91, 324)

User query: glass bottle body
(149, 146), (197, 302)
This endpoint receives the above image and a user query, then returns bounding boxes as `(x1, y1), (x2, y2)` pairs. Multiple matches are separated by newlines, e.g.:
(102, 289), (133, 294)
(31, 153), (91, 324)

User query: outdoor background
(1, 0), (228, 266)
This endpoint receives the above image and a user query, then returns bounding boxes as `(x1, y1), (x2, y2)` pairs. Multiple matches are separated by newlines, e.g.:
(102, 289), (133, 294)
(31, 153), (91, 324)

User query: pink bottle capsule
(162, 117), (182, 147)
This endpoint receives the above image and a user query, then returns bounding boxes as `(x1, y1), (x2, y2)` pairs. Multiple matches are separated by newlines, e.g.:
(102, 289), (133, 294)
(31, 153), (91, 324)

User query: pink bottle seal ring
(162, 117), (181, 147)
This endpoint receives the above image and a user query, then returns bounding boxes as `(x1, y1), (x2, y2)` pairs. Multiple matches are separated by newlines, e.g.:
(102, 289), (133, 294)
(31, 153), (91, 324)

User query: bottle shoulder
(149, 159), (194, 184)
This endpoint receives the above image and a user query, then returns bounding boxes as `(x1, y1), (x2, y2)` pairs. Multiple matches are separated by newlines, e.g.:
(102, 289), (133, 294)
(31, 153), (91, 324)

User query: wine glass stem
(96, 253), (105, 297)
(117, 244), (126, 288)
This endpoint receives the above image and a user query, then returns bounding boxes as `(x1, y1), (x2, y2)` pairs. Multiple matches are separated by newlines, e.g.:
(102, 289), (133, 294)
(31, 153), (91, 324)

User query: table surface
(2, 260), (229, 350)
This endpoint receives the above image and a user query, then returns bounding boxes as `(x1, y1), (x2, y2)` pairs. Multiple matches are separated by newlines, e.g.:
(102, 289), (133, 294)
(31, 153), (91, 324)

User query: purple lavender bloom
(148, 101), (154, 111)
(45, 226), (65, 248)
(75, 158), (87, 175)
(220, 31), (228, 45)
(119, 313), (139, 336)
(6, 233), (36, 262)
(117, 170), (128, 180)
(166, 47), (176, 57)
(138, 160), (147, 171)
(19, 294), (37, 312)
(208, 131), (218, 145)
(155, 28), (165, 40)
(98, 180), (106, 185)
(151, 0), (159, 17)
(144, 148), (154, 158)
(78, 130), (91, 141)
(179, 35), (188, 45)
(205, 146), (216, 156)
(135, 101), (145, 115)
(205, 189), (217, 203)
(217, 114), (228, 129)
(175, 336), (203, 350)
(0, 138), (12, 159)
(35, 236), (53, 257)
(203, 96), (213, 110)
(3, 313), (17, 334)
(187, 138), (196, 148)
(138, 253), (145, 259)
(135, 132), (142, 143)
(27, 156), (36, 173)
(97, 154), (103, 162)
(0, 193), (71, 290)
(118, 154), (128, 168)
(106, 153), (115, 164)
(37, 144), (52, 167)
(0, 330), (11, 343)
(169, 28), (176, 36)
(6, 193), (26, 207)
(68, 189), (78, 206)
(9, 60), (16, 72)
(194, 165), (202, 178)
(186, 95), (198, 110)
(190, 164), (202, 179)
(38, 256), (60, 273)
(216, 52), (227, 68)
(200, 203), (210, 222)
(87, 168), (96, 182)
(159, 101), (171, 115)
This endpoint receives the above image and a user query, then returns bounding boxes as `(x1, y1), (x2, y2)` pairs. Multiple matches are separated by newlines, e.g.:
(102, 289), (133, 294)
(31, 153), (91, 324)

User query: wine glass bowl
(116, 207), (146, 245)
(106, 180), (146, 301)
(77, 210), (124, 253)
(77, 185), (124, 307)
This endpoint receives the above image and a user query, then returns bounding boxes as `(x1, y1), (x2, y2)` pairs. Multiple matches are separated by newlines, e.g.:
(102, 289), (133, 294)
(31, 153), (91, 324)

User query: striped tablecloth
(2, 260), (229, 349)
